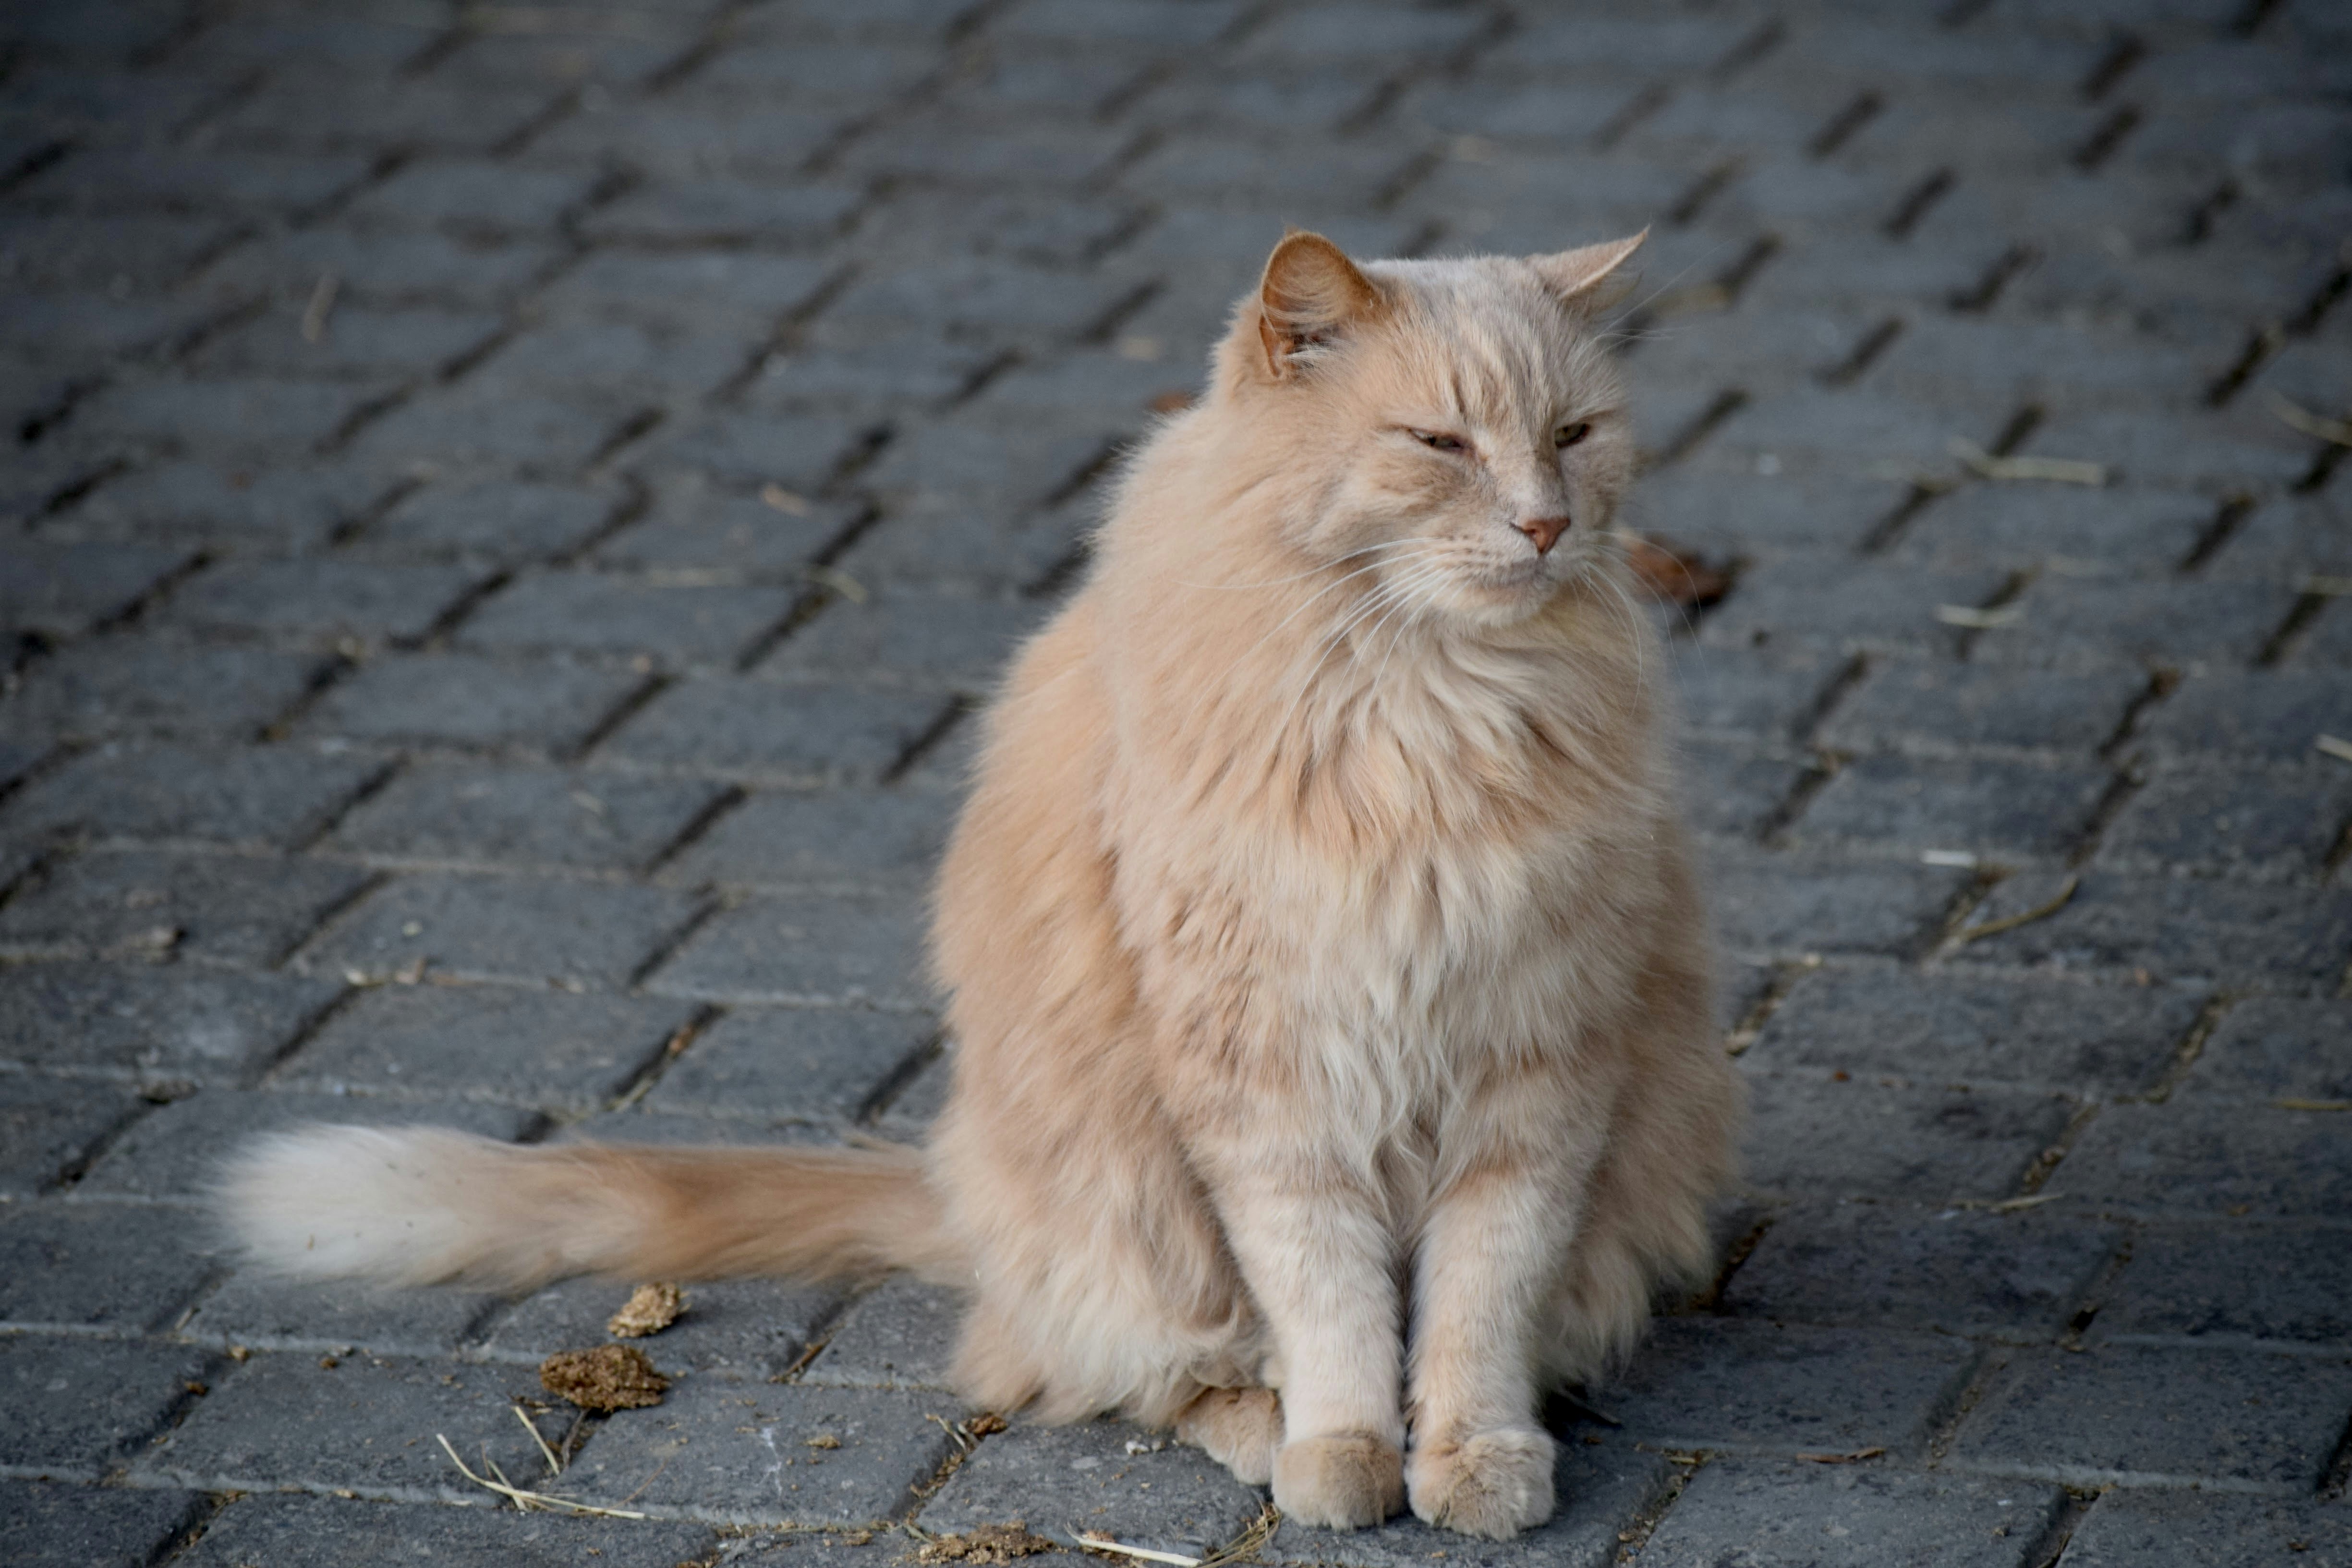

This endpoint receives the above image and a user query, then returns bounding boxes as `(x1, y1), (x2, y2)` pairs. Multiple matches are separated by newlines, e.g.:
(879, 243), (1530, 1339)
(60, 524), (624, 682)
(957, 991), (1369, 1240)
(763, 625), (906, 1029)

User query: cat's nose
(1516, 515), (1571, 555)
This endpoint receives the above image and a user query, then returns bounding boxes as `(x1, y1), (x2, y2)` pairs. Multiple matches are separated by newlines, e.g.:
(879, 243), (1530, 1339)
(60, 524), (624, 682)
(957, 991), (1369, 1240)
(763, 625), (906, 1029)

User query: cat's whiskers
(1224, 545), (1448, 681)
(1177, 537), (1433, 593)
(1268, 569), (1430, 754)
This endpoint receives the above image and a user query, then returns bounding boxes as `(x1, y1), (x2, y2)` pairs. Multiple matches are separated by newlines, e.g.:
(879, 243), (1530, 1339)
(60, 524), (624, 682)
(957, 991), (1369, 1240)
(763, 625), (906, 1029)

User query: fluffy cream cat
(227, 231), (1740, 1540)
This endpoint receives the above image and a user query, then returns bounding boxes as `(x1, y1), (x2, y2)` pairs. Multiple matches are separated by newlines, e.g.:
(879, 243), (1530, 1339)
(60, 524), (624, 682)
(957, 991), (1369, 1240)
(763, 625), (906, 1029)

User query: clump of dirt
(539, 1344), (670, 1411)
(918, 1523), (1059, 1563)
(606, 1281), (685, 1338)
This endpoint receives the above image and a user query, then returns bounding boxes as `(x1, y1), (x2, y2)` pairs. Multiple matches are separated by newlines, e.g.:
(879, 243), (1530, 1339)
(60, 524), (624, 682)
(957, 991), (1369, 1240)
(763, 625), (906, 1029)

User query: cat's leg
(1174, 1386), (1282, 1485)
(1402, 1054), (1620, 1541)
(1209, 1157), (1407, 1529)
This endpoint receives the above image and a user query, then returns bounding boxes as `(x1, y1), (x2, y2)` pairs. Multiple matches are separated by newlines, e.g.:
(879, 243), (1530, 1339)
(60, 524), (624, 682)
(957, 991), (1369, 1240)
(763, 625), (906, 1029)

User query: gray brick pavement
(3, 0), (2348, 1561)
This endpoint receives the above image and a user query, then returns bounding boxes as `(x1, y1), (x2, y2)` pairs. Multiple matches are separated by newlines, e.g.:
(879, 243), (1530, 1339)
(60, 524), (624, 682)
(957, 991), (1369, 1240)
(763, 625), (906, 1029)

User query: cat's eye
(1554, 422), (1593, 449)
(1411, 430), (1467, 452)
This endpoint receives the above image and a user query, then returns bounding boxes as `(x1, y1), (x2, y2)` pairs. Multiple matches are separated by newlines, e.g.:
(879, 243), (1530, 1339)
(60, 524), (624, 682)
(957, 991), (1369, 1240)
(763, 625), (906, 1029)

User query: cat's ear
(1529, 230), (1648, 309)
(1256, 231), (1383, 378)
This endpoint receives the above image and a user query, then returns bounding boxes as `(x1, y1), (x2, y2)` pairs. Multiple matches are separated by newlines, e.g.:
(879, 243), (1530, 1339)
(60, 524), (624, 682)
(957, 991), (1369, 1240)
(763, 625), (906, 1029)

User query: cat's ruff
(223, 231), (1740, 1542)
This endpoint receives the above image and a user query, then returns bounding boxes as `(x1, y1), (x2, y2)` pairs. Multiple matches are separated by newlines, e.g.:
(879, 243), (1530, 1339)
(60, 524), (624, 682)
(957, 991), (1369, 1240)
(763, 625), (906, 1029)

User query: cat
(225, 230), (1741, 1541)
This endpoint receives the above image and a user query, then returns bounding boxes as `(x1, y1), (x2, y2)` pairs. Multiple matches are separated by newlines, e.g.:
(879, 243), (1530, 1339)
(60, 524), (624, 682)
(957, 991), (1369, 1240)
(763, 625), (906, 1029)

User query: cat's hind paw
(1272, 1434), (1405, 1529)
(1406, 1427), (1556, 1540)
(1175, 1386), (1282, 1487)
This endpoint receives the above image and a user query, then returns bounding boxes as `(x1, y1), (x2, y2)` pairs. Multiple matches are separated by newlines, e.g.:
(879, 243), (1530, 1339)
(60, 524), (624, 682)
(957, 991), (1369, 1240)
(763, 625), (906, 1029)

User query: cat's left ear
(1529, 230), (1648, 309)
(1256, 230), (1384, 378)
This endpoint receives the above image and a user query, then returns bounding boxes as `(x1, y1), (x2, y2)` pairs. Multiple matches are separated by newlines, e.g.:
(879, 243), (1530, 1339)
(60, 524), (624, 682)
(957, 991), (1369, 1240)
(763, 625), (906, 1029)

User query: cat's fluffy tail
(221, 1126), (963, 1292)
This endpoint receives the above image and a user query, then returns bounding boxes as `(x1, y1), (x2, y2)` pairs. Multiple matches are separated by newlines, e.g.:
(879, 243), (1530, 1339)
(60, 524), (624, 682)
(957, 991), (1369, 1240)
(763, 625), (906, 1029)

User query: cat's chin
(1446, 565), (1564, 625)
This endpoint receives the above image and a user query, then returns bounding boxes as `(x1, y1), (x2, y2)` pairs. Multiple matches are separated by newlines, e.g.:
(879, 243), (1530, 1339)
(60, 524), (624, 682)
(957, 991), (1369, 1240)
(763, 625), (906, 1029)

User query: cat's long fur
(226, 232), (1740, 1540)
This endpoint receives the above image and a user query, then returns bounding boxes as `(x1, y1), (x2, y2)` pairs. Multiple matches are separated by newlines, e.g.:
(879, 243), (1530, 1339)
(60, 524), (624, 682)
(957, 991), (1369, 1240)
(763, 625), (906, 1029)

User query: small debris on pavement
(606, 1280), (685, 1338)
(540, 1344), (670, 1411)
(918, 1523), (1059, 1563)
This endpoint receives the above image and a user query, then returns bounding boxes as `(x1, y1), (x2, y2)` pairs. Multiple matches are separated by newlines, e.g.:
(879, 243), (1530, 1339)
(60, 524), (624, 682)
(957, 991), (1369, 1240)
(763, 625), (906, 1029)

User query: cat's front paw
(1175, 1386), (1282, 1487)
(1272, 1434), (1406, 1529)
(1406, 1427), (1556, 1540)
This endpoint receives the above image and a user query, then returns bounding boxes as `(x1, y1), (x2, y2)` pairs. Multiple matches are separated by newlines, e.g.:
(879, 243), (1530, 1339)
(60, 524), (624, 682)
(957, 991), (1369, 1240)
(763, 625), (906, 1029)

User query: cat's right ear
(1256, 231), (1383, 378)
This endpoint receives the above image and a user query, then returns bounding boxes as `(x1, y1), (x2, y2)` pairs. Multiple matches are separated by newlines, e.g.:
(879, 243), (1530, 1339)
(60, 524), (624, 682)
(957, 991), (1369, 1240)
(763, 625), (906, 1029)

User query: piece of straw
(435, 1433), (649, 1519)
(1957, 875), (2079, 944)
(1948, 437), (2107, 486)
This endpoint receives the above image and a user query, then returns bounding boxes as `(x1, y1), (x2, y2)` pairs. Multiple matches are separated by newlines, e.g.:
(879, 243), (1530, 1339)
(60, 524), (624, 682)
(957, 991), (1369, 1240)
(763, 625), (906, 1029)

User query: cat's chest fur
(1105, 618), (1668, 1080)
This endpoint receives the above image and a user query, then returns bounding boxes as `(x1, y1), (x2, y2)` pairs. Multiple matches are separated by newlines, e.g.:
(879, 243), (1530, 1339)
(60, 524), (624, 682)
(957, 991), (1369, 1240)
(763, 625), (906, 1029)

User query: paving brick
(364, 479), (624, 564)
(803, 1278), (961, 1391)
(136, 1350), (551, 1499)
(601, 679), (947, 784)
(579, 179), (862, 248)
(470, 320), (752, 401)
(0, 1076), (146, 1197)
(0, 541), (187, 637)
(479, 1275), (843, 1379)
(58, 462), (389, 553)
(1601, 1319), (1978, 1458)
(3, 641), (323, 742)
(1746, 967), (2200, 1095)
(0, 959), (339, 1083)
(2212, 492), (2352, 582)
(0, 848), (371, 967)
(1637, 1459), (2064, 1568)
(2042, 1098), (2352, 1220)
(2136, 670), (2352, 765)
(689, 40), (943, 103)
(171, 1492), (718, 1568)
(1975, 576), (2293, 673)
(0, 1334), (213, 1478)
(825, 259), (1137, 347)
(0, 211), (242, 294)
(2288, 597), (2352, 670)
(216, 78), (564, 157)
(1670, 648), (1846, 743)
(525, 98), (841, 182)
(301, 873), (700, 990)
(1891, 484), (2215, 574)
(2025, 407), (2315, 492)
(74, 1089), (532, 1203)
(347, 384), (645, 473)
(1722, 1200), (2122, 1340)
(2091, 1221), (2352, 1351)
(1703, 854), (1970, 959)
(70, 375), (388, 460)
(2182, 996), (2352, 1102)
(766, 590), (1044, 693)
(344, 158), (599, 235)
(1818, 664), (2145, 758)
(193, 302), (505, 382)
(1950, 1342), (2352, 1489)
(1791, 754), (2113, 860)
(1678, 742), (1807, 839)
(633, 410), (869, 492)
(645, 894), (927, 1009)
(2059, 1487), (2352, 1568)
(1701, 559), (2001, 656)
(199, 227), (563, 311)
(919, 1417), (1261, 1558)
(644, 1005), (931, 1122)
(1633, 470), (1909, 556)
(0, 1478), (206, 1568)
(23, 147), (371, 216)
(557, 1375), (956, 1526)
(161, 559), (484, 646)
(0, 741), (384, 851)
(537, 250), (837, 332)
(832, 504), (1087, 596)
(1740, 1071), (2074, 1203)
(273, 982), (697, 1108)
(0, 1199), (218, 1330)
(2098, 763), (2352, 881)
(1950, 870), (2352, 992)
(299, 652), (647, 755)
(457, 571), (794, 668)
(327, 761), (726, 873)
(594, 481), (856, 578)
(179, 1271), (497, 1361)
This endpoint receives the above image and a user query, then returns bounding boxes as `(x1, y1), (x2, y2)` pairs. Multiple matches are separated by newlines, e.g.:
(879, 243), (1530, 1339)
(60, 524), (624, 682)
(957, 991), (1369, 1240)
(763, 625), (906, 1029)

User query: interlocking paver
(0, 1334), (214, 1479)
(0, 1479), (206, 1568)
(272, 983), (698, 1109)
(1636, 1460), (2064, 1568)
(1950, 1342), (2352, 1490)
(1722, 1200), (2122, 1340)
(300, 873), (701, 990)
(7, 0), (2345, 1554)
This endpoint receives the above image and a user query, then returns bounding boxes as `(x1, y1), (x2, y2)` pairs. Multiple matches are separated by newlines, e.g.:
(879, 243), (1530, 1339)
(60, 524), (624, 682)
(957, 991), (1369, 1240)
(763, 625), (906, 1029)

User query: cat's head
(1209, 230), (1645, 628)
